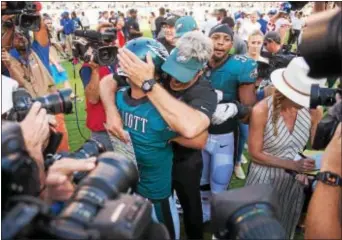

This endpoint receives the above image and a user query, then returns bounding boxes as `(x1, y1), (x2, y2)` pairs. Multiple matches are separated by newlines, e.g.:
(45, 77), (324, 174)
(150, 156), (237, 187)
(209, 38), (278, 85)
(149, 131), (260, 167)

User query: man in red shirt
(79, 25), (115, 150)
(114, 16), (126, 48)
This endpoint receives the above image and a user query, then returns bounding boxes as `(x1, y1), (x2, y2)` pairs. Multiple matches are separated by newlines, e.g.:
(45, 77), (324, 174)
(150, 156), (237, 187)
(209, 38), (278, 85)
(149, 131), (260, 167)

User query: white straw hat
(270, 57), (327, 108)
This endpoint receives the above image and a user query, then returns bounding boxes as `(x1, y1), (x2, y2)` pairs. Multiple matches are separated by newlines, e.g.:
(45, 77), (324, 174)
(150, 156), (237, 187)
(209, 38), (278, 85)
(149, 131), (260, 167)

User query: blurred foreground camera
(72, 29), (118, 66)
(2, 148), (169, 240)
(299, 8), (341, 78)
(1, 1), (41, 32)
(45, 139), (106, 183)
(310, 84), (342, 109)
(211, 184), (285, 239)
(310, 85), (341, 150)
(6, 88), (73, 122)
(1, 121), (41, 209)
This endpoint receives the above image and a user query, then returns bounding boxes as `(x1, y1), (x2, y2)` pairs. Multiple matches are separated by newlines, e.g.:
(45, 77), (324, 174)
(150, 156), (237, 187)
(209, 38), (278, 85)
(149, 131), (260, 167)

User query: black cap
(265, 31), (281, 44)
(161, 15), (180, 27)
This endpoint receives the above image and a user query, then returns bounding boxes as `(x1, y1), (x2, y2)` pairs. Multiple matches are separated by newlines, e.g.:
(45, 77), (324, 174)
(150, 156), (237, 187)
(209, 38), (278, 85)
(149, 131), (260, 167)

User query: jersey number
(234, 55), (248, 63)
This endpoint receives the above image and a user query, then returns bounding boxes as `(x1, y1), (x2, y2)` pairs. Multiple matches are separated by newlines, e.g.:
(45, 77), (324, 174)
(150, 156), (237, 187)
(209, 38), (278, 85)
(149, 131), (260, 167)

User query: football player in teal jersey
(103, 37), (211, 239)
(200, 24), (258, 222)
(101, 33), (217, 239)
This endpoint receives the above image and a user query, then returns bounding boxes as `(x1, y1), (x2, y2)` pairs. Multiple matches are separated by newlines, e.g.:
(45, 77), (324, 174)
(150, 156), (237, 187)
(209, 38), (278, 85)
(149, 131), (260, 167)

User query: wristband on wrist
(316, 171), (342, 187)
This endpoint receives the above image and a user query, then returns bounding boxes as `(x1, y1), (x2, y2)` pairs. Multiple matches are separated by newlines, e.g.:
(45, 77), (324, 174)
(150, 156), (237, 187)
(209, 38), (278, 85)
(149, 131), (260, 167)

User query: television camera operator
(257, 31), (296, 99)
(75, 23), (118, 151)
(1, 1), (70, 152)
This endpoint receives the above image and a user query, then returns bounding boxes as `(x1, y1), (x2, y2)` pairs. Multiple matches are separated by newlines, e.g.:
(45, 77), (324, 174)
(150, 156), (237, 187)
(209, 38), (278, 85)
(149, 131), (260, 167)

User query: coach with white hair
(100, 31), (218, 239)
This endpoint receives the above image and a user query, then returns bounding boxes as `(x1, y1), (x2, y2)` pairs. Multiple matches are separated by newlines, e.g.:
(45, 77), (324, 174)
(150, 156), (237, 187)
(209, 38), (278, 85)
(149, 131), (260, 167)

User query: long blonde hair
(272, 88), (286, 136)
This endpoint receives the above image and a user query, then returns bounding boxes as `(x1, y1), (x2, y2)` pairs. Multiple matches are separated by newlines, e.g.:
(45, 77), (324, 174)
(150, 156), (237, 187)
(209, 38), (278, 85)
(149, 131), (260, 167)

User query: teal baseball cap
(162, 48), (206, 83)
(175, 16), (197, 38)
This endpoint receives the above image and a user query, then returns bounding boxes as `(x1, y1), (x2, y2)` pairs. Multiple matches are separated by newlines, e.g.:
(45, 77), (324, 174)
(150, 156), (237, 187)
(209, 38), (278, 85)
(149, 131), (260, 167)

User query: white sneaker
(234, 165), (246, 180)
(241, 154), (248, 164)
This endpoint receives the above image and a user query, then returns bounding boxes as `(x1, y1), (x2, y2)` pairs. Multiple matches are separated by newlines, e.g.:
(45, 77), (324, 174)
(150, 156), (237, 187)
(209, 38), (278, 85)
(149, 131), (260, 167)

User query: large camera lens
(44, 139), (106, 182)
(212, 185), (285, 239)
(34, 89), (73, 115)
(96, 46), (117, 66)
(50, 152), (139, 239)
(310, 84), (339, 108)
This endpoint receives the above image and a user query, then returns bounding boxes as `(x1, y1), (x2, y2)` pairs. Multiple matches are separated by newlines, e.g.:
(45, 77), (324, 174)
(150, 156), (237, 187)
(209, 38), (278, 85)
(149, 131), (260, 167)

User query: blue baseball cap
(175, 16), (197, 38)
(161, 48), (206, 83)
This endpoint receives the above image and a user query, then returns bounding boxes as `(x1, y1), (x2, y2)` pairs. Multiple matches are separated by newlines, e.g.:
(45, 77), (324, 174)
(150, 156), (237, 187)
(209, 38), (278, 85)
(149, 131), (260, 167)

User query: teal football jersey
(207, 55), (257, 102)
(116, 88), (177, 200)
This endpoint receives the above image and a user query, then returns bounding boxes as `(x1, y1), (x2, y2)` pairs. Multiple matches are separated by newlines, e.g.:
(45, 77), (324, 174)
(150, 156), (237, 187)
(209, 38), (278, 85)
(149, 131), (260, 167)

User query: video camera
(72, 29), (118, 66)
(259, 50), (296, 80)
(211, 185), (286, 239)
(4, 88), (73, 155)
(1, 121), (170, 239)
(1, 1), (41, 32)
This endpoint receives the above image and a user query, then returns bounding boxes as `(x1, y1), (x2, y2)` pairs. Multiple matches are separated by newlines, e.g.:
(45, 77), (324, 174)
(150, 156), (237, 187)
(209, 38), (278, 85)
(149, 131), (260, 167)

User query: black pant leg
(173, 151), (203, 239)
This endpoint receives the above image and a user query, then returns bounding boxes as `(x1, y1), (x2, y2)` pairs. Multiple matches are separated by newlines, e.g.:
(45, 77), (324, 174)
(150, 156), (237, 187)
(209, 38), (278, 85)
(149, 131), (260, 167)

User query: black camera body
(1, 121), (41, 208)
(259, 50), (296, 80)
(4, 88), (73, 156)
(6, 88), (73, 122)
(2, 123), (169, 240)
(211, 184), (286, 239)
(72, 30), (118, 66)
(310, 85), (342, 150)
(2, 1), (41, 32)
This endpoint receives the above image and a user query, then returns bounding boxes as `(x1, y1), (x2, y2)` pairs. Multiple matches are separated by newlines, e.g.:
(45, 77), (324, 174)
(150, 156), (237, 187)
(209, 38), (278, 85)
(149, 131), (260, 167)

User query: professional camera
(2, 122), (169, 239)
(72, 29), (118, 66)
(45, 139), (106, 183)
(3, 88), (73, 155)
(1, 1), (41, 32)
(5, 88), (73, 122)
(260, 51), (296, 80)
(310, 85), (342, 150)
(1, 121), (41, 208)
(211, 184), (286, 239)
(299, 8), (341, 78)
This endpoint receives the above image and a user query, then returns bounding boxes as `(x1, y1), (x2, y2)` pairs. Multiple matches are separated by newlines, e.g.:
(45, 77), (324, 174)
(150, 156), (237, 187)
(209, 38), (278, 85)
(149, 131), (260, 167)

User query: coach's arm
(117, 48), (211, 139)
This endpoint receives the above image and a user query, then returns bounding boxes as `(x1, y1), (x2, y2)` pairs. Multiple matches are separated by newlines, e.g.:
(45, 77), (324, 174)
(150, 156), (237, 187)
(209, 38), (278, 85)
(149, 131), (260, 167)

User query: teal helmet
(124, 37), (169, 74)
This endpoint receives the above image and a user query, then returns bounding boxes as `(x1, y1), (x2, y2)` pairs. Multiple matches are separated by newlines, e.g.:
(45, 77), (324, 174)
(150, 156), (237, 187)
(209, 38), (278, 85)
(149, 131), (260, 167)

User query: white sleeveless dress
(246, 96), (311, 239)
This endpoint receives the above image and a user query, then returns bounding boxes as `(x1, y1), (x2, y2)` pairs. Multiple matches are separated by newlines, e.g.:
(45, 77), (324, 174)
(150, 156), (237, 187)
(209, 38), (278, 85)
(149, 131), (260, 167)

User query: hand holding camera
(20, 102), (50, 169)
(45, 157), (96, 201)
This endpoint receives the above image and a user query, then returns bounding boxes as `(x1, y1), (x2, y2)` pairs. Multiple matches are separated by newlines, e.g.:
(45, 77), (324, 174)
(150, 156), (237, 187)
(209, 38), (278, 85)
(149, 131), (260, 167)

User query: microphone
(74, 30), (102, 42)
